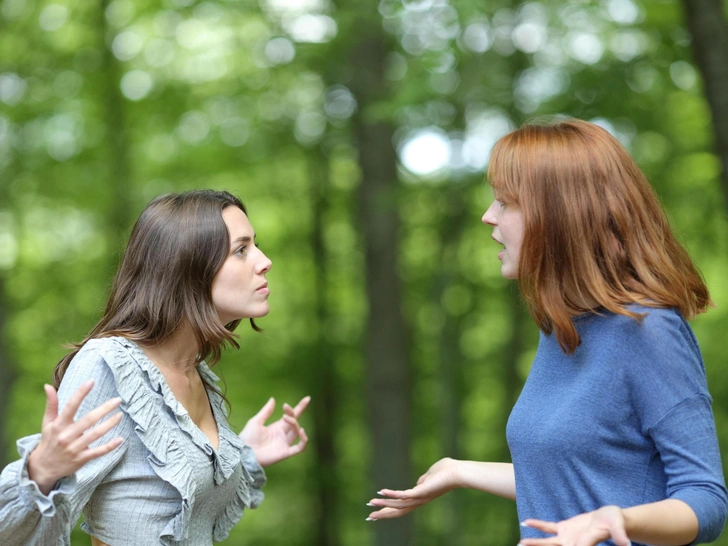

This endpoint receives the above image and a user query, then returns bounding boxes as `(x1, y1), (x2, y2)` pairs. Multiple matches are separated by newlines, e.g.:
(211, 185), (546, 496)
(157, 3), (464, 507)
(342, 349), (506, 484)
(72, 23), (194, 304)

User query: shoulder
(62, 337), (137, 386)
(579, 305), (694, 348)
(60, 336), (158, 408)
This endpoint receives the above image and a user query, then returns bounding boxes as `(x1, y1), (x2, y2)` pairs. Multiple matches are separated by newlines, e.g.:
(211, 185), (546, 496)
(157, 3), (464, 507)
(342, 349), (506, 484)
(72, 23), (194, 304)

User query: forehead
(221, 206), (253, 237)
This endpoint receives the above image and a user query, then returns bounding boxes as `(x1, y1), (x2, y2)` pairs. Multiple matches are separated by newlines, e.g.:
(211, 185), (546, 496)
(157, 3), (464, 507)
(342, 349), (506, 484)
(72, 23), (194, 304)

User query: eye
(234, 245), (247, 256)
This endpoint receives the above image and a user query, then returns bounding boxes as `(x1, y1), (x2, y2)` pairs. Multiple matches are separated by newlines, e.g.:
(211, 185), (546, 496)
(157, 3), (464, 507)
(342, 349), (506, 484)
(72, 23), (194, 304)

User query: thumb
(252, 397), (276, 424)
(42, 384), (58, 427)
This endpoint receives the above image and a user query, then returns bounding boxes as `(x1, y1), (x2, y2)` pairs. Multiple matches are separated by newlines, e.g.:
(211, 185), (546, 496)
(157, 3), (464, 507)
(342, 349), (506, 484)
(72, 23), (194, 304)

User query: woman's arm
(0, 350), (131, 545)
(367, 458), (515, 520)
(521, 499), (699, 546)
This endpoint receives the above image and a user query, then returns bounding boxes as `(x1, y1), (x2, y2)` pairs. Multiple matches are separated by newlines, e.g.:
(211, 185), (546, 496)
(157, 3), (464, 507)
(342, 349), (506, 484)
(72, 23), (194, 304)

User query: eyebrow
(230, 235), (256, 247)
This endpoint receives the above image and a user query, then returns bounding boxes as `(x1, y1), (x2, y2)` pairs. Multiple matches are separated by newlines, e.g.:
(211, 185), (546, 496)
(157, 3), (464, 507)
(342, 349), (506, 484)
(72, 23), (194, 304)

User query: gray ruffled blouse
(0, 336), (266, 545)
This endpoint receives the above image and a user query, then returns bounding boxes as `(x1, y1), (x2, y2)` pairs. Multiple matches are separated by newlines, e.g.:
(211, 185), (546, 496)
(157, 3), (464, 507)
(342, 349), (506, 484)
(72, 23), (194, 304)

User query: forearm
(454, 460), (516, 500)
(622, 499), (698, 546)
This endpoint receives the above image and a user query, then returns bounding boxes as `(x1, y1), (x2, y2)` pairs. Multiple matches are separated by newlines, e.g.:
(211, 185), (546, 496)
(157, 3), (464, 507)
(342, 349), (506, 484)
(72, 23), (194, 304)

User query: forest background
(2, 0), (728, 544)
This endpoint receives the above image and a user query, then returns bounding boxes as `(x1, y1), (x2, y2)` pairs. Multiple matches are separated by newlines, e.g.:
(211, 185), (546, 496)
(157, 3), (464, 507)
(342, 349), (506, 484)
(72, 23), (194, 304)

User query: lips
(256, 282), (268, 291)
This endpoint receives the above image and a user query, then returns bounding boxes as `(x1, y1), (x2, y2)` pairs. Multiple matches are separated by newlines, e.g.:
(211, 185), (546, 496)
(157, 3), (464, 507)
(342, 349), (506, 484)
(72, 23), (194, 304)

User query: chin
(244, 305), (271, 320)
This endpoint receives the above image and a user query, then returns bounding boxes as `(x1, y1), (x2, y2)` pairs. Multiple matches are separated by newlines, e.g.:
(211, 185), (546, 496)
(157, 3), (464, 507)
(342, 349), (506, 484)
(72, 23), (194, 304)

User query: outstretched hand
(366, 457), (461, 520)
(27, 380), (125, 495)
(520, 506), (629, 546)
(239, 396), (310, 468)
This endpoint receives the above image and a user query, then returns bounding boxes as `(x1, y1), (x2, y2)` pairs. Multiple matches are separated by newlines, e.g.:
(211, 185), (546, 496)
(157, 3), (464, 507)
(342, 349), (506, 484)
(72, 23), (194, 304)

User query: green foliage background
(2, 0), (728, 544)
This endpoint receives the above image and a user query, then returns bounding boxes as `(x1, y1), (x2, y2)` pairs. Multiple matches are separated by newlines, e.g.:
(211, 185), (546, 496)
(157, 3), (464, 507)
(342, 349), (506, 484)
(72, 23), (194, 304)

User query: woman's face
(211, 206), (272, 324)
(481, 198), (524, 279)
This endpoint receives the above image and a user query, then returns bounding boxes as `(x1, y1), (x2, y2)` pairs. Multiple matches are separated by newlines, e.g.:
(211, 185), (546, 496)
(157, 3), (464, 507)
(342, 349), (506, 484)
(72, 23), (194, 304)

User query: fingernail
(520, 521), (529, 527)
(377, 490), (385, 496)
(366, 502), (374, 506)
(365, 517), (375, 522)
(85, 379), (95, 387)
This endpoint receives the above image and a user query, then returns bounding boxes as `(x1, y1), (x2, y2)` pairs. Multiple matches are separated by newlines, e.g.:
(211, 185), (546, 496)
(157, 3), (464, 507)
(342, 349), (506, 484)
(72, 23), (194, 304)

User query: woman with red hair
(368, 119), (727, 546)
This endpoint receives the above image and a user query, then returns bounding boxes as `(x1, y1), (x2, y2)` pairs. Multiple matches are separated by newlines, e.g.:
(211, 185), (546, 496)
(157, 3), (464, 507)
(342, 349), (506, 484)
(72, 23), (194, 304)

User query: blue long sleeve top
(507, 306), (727, 545)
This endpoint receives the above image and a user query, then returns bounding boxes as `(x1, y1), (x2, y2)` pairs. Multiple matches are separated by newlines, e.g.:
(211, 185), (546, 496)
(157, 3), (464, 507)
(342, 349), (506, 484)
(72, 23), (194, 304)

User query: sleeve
(648, 394), (728, 544)
(240, 445), (266, 508)
(630, 309), (728, 544)
(0, 346), (133, 545)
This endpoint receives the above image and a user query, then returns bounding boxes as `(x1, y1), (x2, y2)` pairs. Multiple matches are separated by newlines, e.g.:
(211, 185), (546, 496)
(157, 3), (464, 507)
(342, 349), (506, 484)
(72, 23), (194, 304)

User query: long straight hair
(53, 190), (259, 388)
(488, 119), (711, 353)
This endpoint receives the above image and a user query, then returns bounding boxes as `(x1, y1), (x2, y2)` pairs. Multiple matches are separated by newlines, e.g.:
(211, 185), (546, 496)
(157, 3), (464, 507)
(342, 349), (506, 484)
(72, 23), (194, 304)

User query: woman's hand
(27, 380), (125, 495)
(520, 506), (630, 546)
(239, 396), (310, 468)
(366, 457), (463, 520)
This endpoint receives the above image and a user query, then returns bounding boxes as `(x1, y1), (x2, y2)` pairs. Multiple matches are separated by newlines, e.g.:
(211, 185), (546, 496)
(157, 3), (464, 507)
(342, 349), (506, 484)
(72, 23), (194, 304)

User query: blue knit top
(507, 306), (727, 545)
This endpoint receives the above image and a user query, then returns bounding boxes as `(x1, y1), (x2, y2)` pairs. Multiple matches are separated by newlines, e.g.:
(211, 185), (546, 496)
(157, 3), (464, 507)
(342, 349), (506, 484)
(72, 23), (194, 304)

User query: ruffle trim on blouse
(16, 434), (76, 517)
(87, 336), (265, 545)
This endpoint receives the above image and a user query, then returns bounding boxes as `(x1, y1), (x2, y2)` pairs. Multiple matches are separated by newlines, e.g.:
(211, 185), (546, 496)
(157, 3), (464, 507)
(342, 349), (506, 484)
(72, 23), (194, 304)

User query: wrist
(446, 458), (466, 489)
(27, 450), (57, 495)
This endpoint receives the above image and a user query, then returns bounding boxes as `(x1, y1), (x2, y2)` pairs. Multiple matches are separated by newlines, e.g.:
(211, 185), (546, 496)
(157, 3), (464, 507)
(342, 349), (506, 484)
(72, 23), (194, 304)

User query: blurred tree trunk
(434, 189), (469, 546)
(349, 22), (413, 546)
(308, 151), (341, 546)
(99, 0), (134, 244)
(683, 0), (728, 206)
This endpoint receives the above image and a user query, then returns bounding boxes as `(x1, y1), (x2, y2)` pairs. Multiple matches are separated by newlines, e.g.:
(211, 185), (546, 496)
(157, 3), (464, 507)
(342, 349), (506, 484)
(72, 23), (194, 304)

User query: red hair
(488, 119), (711, 353)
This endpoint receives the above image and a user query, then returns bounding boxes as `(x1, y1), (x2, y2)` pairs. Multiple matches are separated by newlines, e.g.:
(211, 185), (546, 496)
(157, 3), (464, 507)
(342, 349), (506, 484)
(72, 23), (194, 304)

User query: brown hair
(488, 118), (711, 353)
(53, 190), (260, 388)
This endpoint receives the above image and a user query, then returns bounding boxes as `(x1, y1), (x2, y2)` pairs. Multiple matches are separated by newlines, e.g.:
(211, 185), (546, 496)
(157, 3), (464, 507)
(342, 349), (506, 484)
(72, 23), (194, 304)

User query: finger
(282, 414), (301, 433)
(375, 488), (416, 500)
(368, 497), (424, 509)
(251, 397), (276, 425)
(367, 506), (417, 520)
(78, 436), (125, 464)
(70, 411), (124, 452)
(289, 426), (308, 454)
(522, 519), (559, 534)
(58, 380), (95, 424)
(42, 384), (59, 427)
(71, 397), (122, 436)
(290, 395), (311, 417)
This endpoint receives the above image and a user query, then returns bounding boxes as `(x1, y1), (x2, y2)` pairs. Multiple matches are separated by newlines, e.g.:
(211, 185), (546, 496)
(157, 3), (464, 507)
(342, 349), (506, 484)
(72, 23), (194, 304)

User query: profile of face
(211, 206), (273, 325)
(482, 198), (524, 280)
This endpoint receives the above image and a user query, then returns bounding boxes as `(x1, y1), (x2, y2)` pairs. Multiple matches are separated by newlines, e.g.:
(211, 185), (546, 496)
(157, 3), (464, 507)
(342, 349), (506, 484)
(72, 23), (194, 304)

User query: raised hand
(27, 380), (125, 495)
(239, 396), (310, 468)
(520, 506), (629, 546)
(367, 457), (462, 520)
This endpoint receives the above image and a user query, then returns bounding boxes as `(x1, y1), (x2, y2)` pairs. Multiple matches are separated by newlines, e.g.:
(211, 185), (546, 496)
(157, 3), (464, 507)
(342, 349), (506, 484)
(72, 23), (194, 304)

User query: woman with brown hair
(367, 119), (728, 545)
(0, 190), (309, 545)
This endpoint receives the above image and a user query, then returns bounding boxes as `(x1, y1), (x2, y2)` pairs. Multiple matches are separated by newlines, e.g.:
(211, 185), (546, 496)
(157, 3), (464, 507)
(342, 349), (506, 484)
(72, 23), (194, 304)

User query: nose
(256, 250), (272, 275)
(482, 200), (498, 226)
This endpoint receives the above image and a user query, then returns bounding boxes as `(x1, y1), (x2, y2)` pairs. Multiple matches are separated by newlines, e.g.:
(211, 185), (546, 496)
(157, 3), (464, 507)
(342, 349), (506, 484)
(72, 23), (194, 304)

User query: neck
(139, 323), (200, 376)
